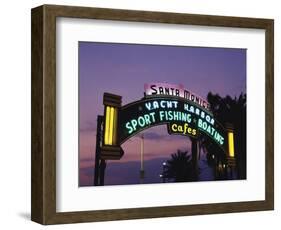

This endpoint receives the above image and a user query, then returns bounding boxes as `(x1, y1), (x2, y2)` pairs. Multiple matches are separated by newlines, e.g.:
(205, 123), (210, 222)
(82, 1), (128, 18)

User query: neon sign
(99, 85), (236, 161)
(118, 97), (226, 148)
(144, 82), (211, 110)
(95, 86), (236, 186)
(167, 122), (197, 136)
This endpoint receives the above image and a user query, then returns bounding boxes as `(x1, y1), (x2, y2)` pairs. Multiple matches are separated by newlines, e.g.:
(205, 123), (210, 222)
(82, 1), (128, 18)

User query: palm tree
(163, 150), (194, 182)
(202, 92), (246, 179)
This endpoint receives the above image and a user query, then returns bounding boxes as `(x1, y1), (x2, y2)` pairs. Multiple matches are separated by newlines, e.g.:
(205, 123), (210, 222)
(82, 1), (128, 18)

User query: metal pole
(99, 159), (106, 186)
(191, 137), (198, 181)
(94, 115), (103, 186)
(140, 134), (145, 182)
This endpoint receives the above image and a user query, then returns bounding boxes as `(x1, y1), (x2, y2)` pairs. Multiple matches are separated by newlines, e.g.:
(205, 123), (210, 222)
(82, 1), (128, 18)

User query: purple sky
(79, 42), (246, 186)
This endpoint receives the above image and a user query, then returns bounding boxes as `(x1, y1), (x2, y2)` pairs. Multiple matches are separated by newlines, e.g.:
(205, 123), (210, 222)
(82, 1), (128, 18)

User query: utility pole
(140, 134), (145, 183)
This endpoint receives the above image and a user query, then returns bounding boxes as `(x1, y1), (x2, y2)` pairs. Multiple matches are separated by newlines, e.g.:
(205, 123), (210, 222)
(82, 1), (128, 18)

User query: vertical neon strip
(108, 107), (114, 145)
(228, 132), (235, 157)
(112, 108), (117, 145)
(104, 106), (110, 145)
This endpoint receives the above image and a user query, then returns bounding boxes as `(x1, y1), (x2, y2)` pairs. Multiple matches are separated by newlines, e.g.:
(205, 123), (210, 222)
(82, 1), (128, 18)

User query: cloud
(80, 166), (95, 177)
(80, 157), (94, 163)
(80, 120), (97, 133)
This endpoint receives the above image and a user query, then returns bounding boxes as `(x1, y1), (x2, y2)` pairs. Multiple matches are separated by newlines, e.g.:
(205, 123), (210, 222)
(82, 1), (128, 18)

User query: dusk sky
(79, 42), (246, 186)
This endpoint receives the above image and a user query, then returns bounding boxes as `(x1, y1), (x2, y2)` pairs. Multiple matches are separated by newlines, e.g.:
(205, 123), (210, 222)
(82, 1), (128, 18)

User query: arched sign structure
(118, 97), (226, 149)
(94, 83), (236, 185)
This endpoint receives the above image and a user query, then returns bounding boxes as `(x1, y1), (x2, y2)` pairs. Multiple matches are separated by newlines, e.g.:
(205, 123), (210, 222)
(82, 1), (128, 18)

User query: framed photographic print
(31, 4), (274, 225)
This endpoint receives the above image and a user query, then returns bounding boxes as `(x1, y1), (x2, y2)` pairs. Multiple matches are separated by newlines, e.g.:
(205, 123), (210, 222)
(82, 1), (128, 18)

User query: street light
(159, 174), (164, 183)
(161, 161), (167, 183)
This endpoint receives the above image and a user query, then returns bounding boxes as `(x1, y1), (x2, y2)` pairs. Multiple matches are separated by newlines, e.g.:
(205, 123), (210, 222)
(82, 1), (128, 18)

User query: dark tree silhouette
(163, 150), (194, 182)
(201, 92), (246, 179)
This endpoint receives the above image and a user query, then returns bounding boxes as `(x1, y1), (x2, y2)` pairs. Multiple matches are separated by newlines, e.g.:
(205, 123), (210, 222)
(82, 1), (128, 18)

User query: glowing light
(104, 106), (117, 145)
(108, 107), (115, 145)
(104, 106), (111, 145)
(228, 132), (235, 157)
(113, 107), (117, 145)
(198, 118), (224, 145)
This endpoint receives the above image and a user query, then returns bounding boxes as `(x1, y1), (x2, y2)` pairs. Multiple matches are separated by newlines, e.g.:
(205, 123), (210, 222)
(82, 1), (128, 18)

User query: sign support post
(99, 159), (106, 186)
(191, 137), (198, 180)
(225, 123), (236, 179)
(94, 115), (103, 186)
